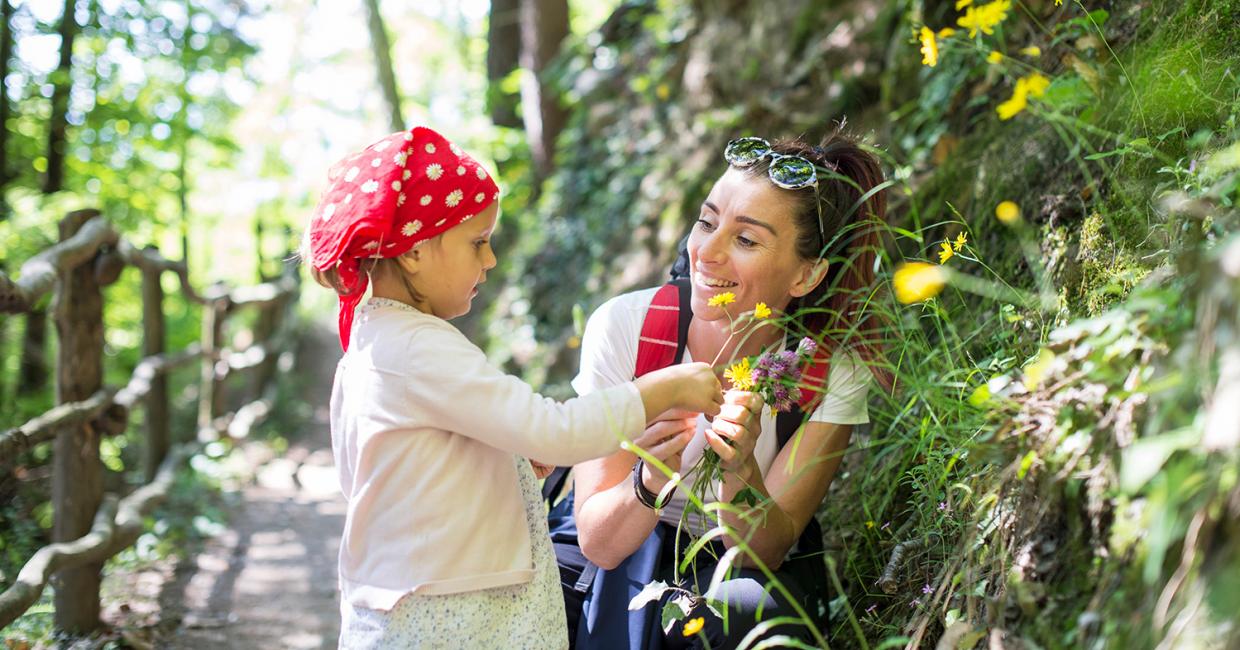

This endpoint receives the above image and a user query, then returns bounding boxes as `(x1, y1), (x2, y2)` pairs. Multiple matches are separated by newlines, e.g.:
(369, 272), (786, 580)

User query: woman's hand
(704, 390), (765, 479)
(633, 409), (697, 490)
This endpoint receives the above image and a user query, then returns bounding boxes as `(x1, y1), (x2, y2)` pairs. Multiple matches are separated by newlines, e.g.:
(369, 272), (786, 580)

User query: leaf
(629, 580), (672, 611)
(967, 383), (991, 407)
(1017, 450), (1038, 480)
(1119, 428), (1200, 493)
(730, 486), (761, 507)
(661, 596), (691, 633)
(1022, 348), (1056, 391)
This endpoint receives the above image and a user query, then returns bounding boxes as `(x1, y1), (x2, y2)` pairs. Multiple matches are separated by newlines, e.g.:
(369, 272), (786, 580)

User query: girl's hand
(671, 362), (725, 416)
(633, 409), (696, 490)
(704, 390), (765, 478)
(529, 459), (555, 479)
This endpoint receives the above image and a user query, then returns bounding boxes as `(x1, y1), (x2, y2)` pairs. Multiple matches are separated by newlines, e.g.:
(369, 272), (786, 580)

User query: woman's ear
(789, 258), (829, 298)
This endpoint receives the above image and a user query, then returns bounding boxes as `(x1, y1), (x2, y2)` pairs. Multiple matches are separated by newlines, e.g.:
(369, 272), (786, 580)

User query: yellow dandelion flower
(937, 27), (957, 38)
(997, 72), (1052, 120)
(938, 242), (956, 264)
(996, 201), (1021, 223)
(724, 358), (755, 391)
(957, 0), (1011, 38)
(707, 292), (736, 307)
(1019, 46), (1042, 57)
(683, 617), (705, 637)
(753, 302), (772, 319)
(996, 89), (1028, 120)
(987, 51), (1004, 64)
(919, 26), (939, 67)
(953, 232), (968, 251)
(1023, 72), (1050, 98)
(893, 262), (947, 304)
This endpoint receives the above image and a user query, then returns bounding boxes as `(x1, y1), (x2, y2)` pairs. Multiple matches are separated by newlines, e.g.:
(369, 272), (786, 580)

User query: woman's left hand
(704, 390), (765, 478)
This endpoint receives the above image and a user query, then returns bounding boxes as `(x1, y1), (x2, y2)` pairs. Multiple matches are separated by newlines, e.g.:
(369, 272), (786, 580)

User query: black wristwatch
(632, 459), (663, 510)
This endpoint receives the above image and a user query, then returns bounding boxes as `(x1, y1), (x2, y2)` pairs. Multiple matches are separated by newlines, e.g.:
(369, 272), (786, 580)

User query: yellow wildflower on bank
(707, 291), (736, 307)
(894, 262), (947, 303)
(1019, 46), (1042, 57)
(919, 26), (939, 67)
(954, 232), (968, 251)
(987, 51), (1004, 64)
(996, 200), (1021, 223)
(997, 72), (1051, 120)
(957, 0), (1012, 38)
(753, 302), (772, 319)
(724, 358), (755, 391)
(939, 242), (956, 264)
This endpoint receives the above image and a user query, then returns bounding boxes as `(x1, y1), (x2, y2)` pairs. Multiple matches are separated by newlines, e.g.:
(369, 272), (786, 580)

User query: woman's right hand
(634, 361), (722, 426)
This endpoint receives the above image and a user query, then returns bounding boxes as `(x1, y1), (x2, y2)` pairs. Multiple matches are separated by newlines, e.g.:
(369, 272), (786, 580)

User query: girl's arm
(399, 322), (717, 467)
(716, 421), (853, 569)
(396, 323), (645, 466)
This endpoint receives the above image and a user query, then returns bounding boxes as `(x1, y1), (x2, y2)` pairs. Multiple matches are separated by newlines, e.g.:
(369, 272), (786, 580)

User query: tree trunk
(362, 0), (404, 133)
(519, 0), (569, 182)
(141, 261), (169, 482)
(17, 307), (48, 395)
(0, 0), (15, 216)
(51, 210), (105, 634)
(43, 0), (78, 194)
(487, 0), (522, 128)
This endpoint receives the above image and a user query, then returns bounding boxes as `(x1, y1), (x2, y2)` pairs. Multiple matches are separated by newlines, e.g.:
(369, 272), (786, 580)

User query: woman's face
(687, 167), (823, 324)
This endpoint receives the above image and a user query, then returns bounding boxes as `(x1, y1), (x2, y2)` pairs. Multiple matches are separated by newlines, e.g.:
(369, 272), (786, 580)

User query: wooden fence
(0, 209), (300, 635)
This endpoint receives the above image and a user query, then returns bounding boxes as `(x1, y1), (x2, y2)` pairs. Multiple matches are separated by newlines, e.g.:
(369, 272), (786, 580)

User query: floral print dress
(339, 455), (567, 649)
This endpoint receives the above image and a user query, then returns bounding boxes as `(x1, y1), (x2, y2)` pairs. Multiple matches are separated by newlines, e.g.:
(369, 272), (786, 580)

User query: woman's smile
(694, 270), (738, 290)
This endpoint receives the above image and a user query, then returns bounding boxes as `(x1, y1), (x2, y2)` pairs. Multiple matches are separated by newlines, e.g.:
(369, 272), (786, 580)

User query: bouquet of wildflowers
(685, 324), (819, 516)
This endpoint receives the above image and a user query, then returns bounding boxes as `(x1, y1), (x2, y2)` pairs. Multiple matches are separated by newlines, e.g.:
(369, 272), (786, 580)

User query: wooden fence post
(141, 252), (169, 481)
(50, 209), (105, 634)
(197, 290), (225, 438)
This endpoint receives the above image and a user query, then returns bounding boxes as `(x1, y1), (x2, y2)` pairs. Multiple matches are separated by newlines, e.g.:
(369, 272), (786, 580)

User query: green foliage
(481, 0), (1240, 647)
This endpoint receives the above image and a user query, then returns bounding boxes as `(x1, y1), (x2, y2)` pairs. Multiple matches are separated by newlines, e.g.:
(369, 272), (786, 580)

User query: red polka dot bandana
(307, 126), (500, 350)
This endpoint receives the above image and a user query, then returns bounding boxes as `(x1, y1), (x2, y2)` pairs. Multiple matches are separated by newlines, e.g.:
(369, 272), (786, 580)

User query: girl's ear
(789, 258), (829, 298)
(394, 248), (421, 274)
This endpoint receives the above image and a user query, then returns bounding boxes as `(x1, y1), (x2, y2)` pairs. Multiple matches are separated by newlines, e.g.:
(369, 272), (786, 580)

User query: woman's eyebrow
(702, 202), (777, 236)
(737, 215), (777, 236)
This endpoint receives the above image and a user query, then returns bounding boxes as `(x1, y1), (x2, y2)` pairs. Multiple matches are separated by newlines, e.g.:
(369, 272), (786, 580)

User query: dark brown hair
(740, 129), (893, 391)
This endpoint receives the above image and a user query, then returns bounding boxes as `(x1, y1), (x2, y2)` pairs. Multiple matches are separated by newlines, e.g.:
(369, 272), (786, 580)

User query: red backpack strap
(796, 348), (831, 412)
(634, 279), (691, 378)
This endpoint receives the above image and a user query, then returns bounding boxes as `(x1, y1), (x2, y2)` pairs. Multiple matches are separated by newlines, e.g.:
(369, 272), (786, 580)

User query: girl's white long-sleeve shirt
(330, 299), (645, 611)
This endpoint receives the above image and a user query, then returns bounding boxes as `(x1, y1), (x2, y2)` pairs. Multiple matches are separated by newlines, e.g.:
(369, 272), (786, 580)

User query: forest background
(2, 0), (1239, 647)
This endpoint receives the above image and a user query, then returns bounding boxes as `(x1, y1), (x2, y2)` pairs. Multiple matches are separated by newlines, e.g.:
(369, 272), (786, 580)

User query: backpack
(545, 275), (834, 649)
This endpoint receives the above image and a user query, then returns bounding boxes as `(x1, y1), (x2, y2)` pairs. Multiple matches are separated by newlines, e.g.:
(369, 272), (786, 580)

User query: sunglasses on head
(723, 136), (826, 254)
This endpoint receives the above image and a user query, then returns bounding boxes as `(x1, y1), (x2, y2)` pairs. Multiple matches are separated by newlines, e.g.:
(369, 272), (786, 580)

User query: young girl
(303, 126), (724, 649)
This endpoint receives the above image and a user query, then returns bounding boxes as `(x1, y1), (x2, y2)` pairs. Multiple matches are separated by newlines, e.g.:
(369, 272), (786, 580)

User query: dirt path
(140, 322), (346, 649)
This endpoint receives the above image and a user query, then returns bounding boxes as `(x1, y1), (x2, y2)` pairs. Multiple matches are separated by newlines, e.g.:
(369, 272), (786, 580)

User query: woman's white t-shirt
(572, 287), (872, 530)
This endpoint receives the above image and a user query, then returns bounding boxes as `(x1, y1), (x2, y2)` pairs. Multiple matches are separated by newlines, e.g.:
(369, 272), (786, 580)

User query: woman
(569, 130), (891, 648)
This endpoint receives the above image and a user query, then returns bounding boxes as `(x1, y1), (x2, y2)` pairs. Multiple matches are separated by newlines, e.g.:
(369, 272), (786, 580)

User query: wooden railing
(0, 209), (301, 635)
